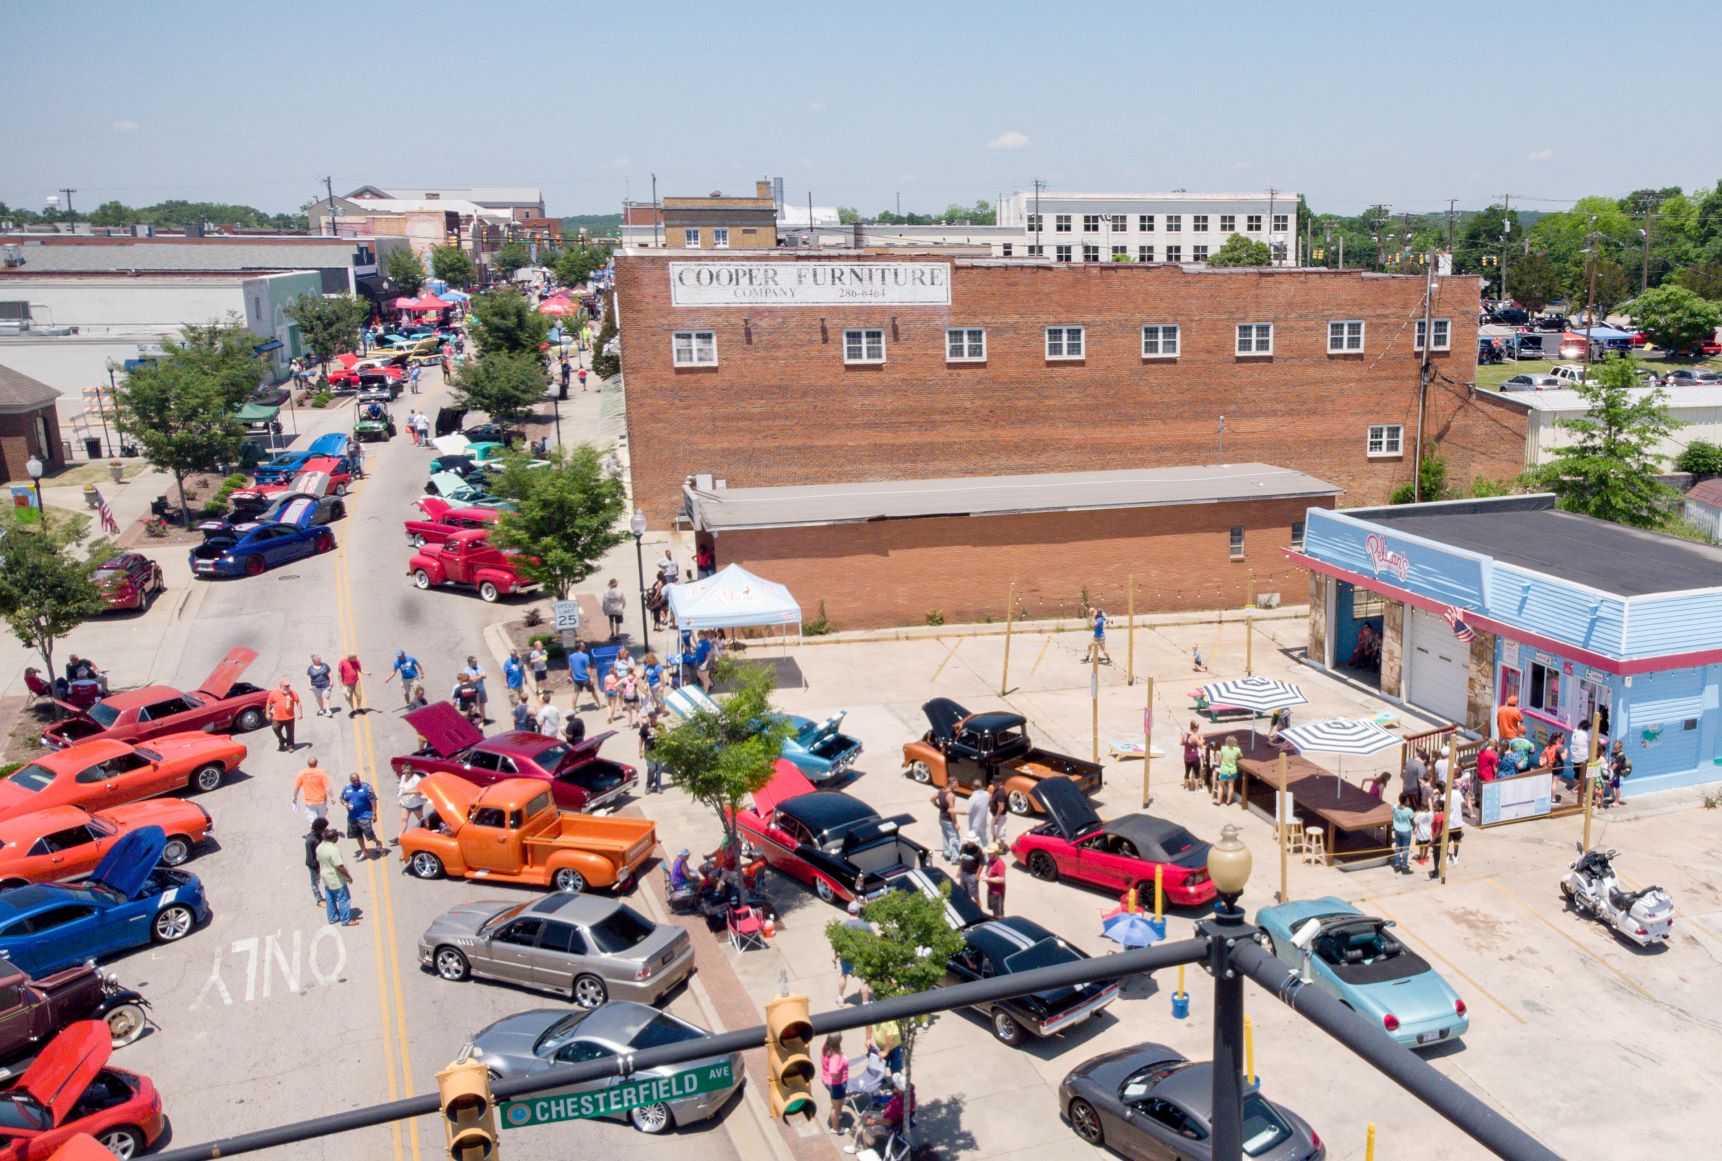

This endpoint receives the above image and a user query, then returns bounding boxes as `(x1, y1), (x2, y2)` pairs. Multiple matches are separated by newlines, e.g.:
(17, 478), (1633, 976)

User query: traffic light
(437, 1059), (500, 1160)
(763, 993), (816, 1120)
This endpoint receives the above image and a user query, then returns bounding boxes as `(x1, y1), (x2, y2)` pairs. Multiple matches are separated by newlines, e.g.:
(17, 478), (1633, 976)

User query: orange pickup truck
(399, 774), (656, 896)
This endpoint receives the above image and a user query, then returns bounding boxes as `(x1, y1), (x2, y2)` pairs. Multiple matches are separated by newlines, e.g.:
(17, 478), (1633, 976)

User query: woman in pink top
(821, 1033), (848, 1133)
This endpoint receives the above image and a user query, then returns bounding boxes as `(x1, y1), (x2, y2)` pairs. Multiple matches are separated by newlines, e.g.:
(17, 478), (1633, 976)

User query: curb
(795, 603), (1309, 647)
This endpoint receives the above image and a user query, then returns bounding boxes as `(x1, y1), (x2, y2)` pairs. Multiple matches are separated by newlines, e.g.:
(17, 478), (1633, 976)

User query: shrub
(805, 600), (833, 636)
(310, 391), (333, 409)
(523, 606), (544, 627)
(925, 609), (945, 626)
(198, 499), (228, 518)
(1676, 440), (1722, 476)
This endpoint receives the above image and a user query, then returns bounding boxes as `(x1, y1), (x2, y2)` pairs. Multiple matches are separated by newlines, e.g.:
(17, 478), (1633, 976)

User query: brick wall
(616, 254), (1526, 525)
(715, 495), (1332, 630)
(0, 407), (65, 483)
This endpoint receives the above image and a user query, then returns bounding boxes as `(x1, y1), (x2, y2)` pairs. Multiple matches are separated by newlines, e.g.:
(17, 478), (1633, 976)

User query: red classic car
(404, 497), (502, 549)
(0, 1021), (166, 1159)
(0, 801), (214, 885)
(0, 733), (247, 821)
(394, 702), (636, 812)
(41, 648), (269, 751)
(94, 554), (164, 613)
(1010, 777), (1216, 907)
(230, 456), (353, 514)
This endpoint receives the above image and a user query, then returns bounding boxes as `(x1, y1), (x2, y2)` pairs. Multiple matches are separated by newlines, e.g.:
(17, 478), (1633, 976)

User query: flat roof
(686, 463), (1341, 532)
(1500, 386), (1722, 412)
(1356, 496), (1722, 598)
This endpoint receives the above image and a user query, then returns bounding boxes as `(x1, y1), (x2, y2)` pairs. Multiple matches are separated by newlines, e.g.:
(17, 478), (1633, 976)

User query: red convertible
(94, 553), (164, 613)
(41, 648), (269, 751)
(1011, 778), (1216, 907)
(0, 1021), (166, 1158)
(393, 702), (636, 812)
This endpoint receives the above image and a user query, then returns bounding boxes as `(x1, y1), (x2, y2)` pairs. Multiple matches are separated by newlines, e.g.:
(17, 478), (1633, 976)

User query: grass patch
(0, 504), (93, 541)
(1475, 352), (1722, 391)
(46, 460), (149, 488)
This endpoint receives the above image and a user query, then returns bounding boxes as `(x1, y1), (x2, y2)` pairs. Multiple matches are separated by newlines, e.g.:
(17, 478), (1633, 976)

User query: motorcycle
(1561, 849), (1673, 947)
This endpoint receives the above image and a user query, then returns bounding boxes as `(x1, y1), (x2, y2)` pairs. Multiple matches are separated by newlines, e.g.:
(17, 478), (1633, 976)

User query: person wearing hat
(669, 848), (693, 892)
(957, 835), (983, 903)
(835, 900), (872, 1008)
(983, 841), (1008, 918)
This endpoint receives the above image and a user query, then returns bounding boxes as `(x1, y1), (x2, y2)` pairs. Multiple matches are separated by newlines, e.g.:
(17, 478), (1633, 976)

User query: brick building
(0, 363), (64, 482)
(614, 252), (1527, 627)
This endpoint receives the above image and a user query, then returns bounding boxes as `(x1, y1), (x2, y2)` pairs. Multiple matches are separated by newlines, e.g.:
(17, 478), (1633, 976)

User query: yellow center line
(929, 636), (963, 683)
(1365, 903), (1525, 1024)
(1483, 878), (1654, 1001)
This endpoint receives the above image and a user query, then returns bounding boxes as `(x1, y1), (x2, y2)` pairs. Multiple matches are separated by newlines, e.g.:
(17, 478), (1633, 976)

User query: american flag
(93, 489), (119, 535)
(1444, 605), (1477, 643)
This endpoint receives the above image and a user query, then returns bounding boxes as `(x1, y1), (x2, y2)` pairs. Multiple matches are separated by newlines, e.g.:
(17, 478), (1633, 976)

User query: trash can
(84, 437), (103, 460)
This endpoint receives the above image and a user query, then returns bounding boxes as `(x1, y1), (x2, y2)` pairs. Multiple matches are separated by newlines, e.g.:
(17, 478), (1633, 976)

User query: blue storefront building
(1290, 495), (1722, 795)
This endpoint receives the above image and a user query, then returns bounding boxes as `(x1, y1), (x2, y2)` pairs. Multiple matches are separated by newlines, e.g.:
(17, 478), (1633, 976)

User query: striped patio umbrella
(1199, 676), (1308, 714)
(1280, 718), (1401, 799)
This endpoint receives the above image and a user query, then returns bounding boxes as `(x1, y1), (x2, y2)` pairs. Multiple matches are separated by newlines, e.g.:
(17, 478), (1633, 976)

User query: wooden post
(999, 582), (1015, 696)
(1126, 574), (1136, 687)
(1091, 643), (1100, 764)
(1141, 675), (1154, 808)
(1440, 740), (1456, 884)
(1277, 751), (1289, 903)
(1582, 708), (1601, 851)
(1245, 609), (1254, 676)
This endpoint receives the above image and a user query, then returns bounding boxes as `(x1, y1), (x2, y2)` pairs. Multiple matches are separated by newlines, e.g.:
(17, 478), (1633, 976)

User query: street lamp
(629, 508), (650, 652)
(99, 360), (119, 458)
(1202, 823), (1253, 1161)
(25, 455), (47, 532)
(1206, 823), (1252, 916)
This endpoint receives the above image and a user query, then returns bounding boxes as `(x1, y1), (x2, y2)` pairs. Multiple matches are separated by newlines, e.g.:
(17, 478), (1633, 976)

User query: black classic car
(942, 915), (1120, 1047)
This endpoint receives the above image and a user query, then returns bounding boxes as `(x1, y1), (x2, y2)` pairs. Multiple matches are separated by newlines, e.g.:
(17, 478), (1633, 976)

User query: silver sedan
(470, 1002), (743, 1135)
(419, 893), (694, 1009)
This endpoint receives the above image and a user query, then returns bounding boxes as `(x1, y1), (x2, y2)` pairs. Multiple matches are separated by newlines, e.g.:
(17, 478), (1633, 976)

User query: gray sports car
(470, 1002), (743, 1135)
(1059, 1042), (1324, 1160)
(419, 893), (694, 1009)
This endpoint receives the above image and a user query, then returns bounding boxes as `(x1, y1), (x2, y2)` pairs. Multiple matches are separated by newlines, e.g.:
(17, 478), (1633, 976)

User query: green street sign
(499, 1060), (736, 1129)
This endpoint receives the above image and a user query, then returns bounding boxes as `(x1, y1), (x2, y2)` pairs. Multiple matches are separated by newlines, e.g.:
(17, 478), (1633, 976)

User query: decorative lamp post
(25, 455), (47, 532)
(630, 508), (650, 652)
(99, 360), (119, 458)
(1203, 823), (1254, 1161)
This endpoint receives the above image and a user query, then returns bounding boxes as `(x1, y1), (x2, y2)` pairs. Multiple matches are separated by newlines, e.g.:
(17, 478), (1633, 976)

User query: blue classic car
(0, 827), (210, 977)
(1256, 897), (1469, 1049)
(660, 689), (862, 785)
(189, 494), (334, 578)
(250, 433), (350, 483)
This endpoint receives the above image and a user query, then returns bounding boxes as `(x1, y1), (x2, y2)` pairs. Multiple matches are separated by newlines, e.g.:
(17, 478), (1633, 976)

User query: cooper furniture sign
(669, 261), (951, 306)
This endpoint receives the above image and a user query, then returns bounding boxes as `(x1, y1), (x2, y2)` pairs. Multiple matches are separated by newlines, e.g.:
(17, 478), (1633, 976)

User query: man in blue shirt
(340, 772), (382, 858)
(1084, 606), (1112, 666)
(502, 650), (526, 705)
(692, 633), (715, 691)
(567, 642), (598, 712)
(384, 650), (425, 707)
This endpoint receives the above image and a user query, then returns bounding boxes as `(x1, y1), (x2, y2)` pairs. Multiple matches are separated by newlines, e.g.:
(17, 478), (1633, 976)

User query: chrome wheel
(410, 852), (445, 879)
(235, 707), (264, 732)
(553, 867), (586, 894)
(1008, 789), (1032, 815)
(191, 763), (224, 793)
(161, 836), (193, 866)
(435, 948), (470, 981)
(991, 1009), (1021, 1045)
(573, 974), (608, 1008)
(1069, 1098), (1103, 1145)
(630, 1102), (672, 1134)
(105, 1002), (147, 1047)
(906, 761), (931, 783)
(815, 877), (836, 905)
(413, 569), (433, 590)
(98, 1127), (144, 1158)
(478, 581), (500, 602)
(152, 905), (194, 943)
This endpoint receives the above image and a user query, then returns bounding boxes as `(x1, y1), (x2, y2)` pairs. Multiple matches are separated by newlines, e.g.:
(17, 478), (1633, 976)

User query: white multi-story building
(996, 191), (1300, 265)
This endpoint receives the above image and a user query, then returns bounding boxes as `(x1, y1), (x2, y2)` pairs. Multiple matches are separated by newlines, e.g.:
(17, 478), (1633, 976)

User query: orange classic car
(0, 734), (247, 823)
(0, 802), (214, 887)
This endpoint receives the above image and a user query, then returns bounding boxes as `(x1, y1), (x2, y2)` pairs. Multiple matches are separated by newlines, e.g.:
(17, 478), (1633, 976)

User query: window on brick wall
(1291, 520), (1306, 551)
(1235, 322), (1273, 355)
(1166, 214), (1182, 232)
(712, 228), (729, 249)
(1192, 214), (1209, 232)
(1414, 318), (1452, 351)
(1084, 215), (1101, 233)
(1055, 214), (1072, 232)
(1220, 214), (1236, 231)
(1110, 214), (1128, 232)
(1366, 424), (1404, 456)
(1166, 244), (1182, 263)
(671, 331), (717, 366)
(1045, 326), (1085, 360)
(1139, 245), (1154, 262)
(683, 228), (701, 247)
(1328, 320), (1365, 353)
(1083, 244), (1100, 262)
(1139, 214), (1155, 231)
(1229, 527), (1246, 558)
(1246, 214), (1263, 232)
(1193, 245), (1209, 262)
(1142, 325), (1180, 358)
(842, 328), (885, 364)
(1056, 244), (1073, 262)
(946, 328), (986, 362)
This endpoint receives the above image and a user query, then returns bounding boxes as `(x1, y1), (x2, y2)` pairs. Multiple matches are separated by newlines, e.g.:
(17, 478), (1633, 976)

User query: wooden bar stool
(1281, 825), (1305, 858)
(1302, 826), (1327, 865)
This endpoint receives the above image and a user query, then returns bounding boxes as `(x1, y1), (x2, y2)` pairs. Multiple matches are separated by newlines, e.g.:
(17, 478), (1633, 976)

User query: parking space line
(1366, 903), (1524, 1024)
(1484, 878), (1654, 1001)
(930, 636), (963, 682)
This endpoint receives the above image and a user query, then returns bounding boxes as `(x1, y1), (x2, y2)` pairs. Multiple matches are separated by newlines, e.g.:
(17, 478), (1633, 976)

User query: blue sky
(2, 0), (1715, 219)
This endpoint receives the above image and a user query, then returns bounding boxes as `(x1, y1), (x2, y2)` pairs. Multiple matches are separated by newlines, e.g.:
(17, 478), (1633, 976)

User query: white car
(1500, 373), (1563, 392)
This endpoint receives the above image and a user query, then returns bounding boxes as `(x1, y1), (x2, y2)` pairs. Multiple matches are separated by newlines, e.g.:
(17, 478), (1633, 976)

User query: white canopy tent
(664, 564), (802, 633)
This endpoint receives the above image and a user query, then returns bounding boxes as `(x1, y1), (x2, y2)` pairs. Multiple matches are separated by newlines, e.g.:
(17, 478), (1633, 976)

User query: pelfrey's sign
(1364, 533), (1410, 582)
(669, 261), (952, 307)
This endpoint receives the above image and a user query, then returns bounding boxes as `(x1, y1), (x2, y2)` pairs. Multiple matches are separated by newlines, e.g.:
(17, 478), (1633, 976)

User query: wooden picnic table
(1204, 732), (1395, 865)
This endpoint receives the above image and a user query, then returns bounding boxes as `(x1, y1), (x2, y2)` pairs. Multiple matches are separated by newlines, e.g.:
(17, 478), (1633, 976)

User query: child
(528, 644), (549, 689)
(1412, 801), (1434, 864)
(620, 670), (640, 726)
(821, 1033), (848, 1134)
(1192, 645), (1208, 672)
(603, 670), (620, 723)
(1367, 772), (1392, 800)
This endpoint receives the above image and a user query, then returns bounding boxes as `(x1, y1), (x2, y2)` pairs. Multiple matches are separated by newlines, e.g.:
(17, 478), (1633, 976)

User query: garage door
(1406, 607), (1469, 726)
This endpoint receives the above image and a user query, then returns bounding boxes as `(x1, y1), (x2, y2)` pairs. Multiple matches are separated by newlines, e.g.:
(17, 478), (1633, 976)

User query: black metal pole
(32, 478), (47, 533)
(552, 393), (562, 447)
(633, 533), (650, 652)
(1204, 905), (1250, 1161)
(99, 369), (116, 458)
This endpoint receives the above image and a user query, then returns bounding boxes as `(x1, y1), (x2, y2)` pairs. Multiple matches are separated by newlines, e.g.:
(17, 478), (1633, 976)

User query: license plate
(1417, 1030), (1446, 1045)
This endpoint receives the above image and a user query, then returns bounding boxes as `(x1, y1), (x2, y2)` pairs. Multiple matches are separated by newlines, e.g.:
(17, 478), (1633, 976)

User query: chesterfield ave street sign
(669, 260), (952, 306)
(498, 1060), (736, 1128)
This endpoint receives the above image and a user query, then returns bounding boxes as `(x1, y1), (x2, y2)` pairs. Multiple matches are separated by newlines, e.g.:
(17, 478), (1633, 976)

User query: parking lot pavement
(619, 617), (1722, 1160)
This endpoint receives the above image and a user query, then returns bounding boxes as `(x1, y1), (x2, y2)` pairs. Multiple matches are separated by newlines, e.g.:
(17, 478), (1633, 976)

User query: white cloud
(987, 130), (1030, 150)
(807, 101), (827, 113)
(1527, 148), (1554, 162)
(112, 119), (140, 133)
(602, 158), (632, 172)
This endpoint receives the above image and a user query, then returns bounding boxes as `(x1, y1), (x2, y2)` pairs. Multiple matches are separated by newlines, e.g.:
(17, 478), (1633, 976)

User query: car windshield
(1002, 937), (1076, 975)
(588, 906), (654, 954)
(628, 1013), (704, 1052)
(96, 569), (127, 584)
(0, 1092), (49, 1130)
(1241, 1092), (1294, 1156)
(533, 1010), (594, 1052)
(1121, 1061), (1194, 1102)
(4, 764), (56, 792)
(478, 902), (531, 935)
(87, 702), (122, 727)
(532, 742), (573, 770)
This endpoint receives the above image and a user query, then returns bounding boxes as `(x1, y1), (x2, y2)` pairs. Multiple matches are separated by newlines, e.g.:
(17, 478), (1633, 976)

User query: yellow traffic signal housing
(764, 993), (816, 1121)
(438, 1059), (500, 1161)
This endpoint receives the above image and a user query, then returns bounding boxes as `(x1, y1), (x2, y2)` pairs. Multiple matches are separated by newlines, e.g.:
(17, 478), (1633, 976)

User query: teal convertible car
(1255, 897), (1468, 1050)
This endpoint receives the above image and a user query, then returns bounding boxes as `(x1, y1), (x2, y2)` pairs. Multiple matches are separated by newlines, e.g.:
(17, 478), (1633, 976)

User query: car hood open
(922, 697), (971, 742)
(1031, 776), (1104, 840)
(196, 647), (258, 700)
(405, 702), (484, 758)
(418, 773), (481, 831)
(20, 1020), (111, 1126)
(751, 760), (817, 817)
(89, 824), (166, 900)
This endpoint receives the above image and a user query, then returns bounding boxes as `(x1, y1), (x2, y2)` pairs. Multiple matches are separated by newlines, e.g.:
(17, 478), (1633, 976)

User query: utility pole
(57, 187), (78, 220)
(1582, 215), (1600, 381)
(1033, 178), (1043, 255)
(1267, 187), (1278, 264)
(651, 173), (660, 247)
(321, 176), (335, 236)
(1369, 205), (1391, 272)
(1413, 252), (1436, 503)
(1498, 194), (1512, 304)
(1640, 207), (1655, 293)
(1446, 198), (1457, 252)
(895, 191), (901, 218)
(1337, 234), (1344, 271)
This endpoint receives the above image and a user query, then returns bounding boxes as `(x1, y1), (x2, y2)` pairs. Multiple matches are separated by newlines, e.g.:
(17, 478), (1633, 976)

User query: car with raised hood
(407, 528), (539, 603)
(733, 761), (926, 907)
(229, 456), (353, 514)
(1059, 1042), (1324, 1160)
(0, 959), (152, 1079)
(1012, 777), (1216, 907)
(249, 432), (349, 484)
(661, 688), (862, 786)
(40, 647), (266, 751)
(0, 801), (212, 885)
(0, 1020), (167, 1158)
(190, 494), (335, 578)
(395, 703), (636, 812)
(468, 1002), (741, 1136)
(942, 914), (1120, 1047)
(403, 497), (502, 549)
(419, 892), (694, 1008)
(0, 737), (243, 822)
(1255, 897), (1468, 1050)
(199, 489), (344, 537)
(398, 775), (656, 896)
(423, 470), (508, 509)
(0, 828), (210, 978)
(93, 554), (163, 614)
(903, 698), (1104, 815)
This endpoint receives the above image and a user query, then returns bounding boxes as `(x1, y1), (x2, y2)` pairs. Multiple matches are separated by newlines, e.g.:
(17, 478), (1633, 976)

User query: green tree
(112, 320), (263, 527)
(1627, 285), (1722, 352)
(1206, 233), (1272, 267)
(1588, 259), (1632, 318)
(487, 445), (628, 599)
(88, 200), (136, 227)
(1675, 440), (1722, 475)
(1388, 444), (1451, 505)
(494, 240), (531, 279)
(430, 246), (476, 288)
(825, 887), (967, 1151)
(283, 292), (370, 375)
(650, 661), (791, 866)
(837, 206), (861, 225)
(450, 351), (544, 428)
(1675, 260), (1722, 300)
(469, 290), (550, 356)
(0, 530), (111, 686)
(589, 303), (619, 379)
(385, 247), (426, 296)
(552, 243), (610, 289)
(1531, 355), (1683, 529)
(1505, 252), (1563, 313)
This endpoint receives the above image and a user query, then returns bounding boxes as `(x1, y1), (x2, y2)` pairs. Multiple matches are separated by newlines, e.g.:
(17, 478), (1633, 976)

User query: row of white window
(670, 319), (1451, 367)
(682, 228), (731, 247)
(1015, 243), (1301, 263)
(1025, 213), (1290, 234)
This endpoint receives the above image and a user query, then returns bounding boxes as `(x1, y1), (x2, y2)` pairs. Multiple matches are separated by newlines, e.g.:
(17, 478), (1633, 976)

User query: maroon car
(42, 648), (269, 751)
(393, 703), (636, 812)
(0, 958), (151, 1079)
(95, 553), (165, 613)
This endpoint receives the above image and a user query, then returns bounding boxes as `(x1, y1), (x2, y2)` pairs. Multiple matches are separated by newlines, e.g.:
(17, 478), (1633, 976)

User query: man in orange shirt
(266, 680), (302, 752)
(292, 757), (331, 824)
(1496, 694), (1524, 741)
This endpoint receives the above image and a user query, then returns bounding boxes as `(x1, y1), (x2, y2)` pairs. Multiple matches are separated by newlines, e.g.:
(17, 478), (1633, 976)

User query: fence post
(999, 582), (1015, 696)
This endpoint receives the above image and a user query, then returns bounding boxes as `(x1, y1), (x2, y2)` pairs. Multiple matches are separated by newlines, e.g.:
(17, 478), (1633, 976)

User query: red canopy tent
(538, 297), (574, 315)
(414, 293), (450, 311)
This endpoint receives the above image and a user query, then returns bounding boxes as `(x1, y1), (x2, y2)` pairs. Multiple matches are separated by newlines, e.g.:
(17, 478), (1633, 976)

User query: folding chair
(844, 1053), (888, 1131)
(726, 904), (767, 952)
